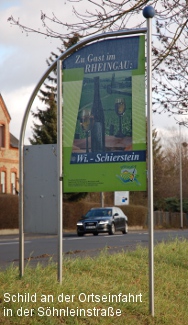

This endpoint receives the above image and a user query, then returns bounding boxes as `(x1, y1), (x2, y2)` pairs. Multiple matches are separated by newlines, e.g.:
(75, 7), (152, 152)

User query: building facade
(0, 94), (19, 194)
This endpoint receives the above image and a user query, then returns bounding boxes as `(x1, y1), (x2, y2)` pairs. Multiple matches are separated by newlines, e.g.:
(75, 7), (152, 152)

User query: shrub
(0, 194), (19, 229)
(0, 194), (147, 230)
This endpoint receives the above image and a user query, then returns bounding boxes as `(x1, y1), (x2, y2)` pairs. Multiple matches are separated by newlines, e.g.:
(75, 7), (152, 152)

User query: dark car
(76, 207), (128, 236)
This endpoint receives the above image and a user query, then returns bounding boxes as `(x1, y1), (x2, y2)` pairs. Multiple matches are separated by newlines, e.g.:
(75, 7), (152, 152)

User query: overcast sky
(0, 0), (187, 144)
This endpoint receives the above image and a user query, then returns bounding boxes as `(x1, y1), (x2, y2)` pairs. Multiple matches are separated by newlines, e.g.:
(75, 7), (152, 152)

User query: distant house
(0, 94), (19, 194)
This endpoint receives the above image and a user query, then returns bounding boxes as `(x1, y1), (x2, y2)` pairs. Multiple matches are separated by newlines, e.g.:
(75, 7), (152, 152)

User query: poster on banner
(63, 35), (146, 192)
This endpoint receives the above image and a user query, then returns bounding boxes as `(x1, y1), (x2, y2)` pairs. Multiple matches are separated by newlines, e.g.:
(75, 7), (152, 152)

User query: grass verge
(0, 239), (188, 324)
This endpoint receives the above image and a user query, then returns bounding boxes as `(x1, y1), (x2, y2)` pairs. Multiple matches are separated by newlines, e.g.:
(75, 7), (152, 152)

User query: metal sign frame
(18, 24), (155, 315)
(19, 27), (147, 280)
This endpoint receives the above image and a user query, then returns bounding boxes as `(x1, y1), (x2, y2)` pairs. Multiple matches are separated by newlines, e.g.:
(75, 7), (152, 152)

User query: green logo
(117, 166), (141, 185)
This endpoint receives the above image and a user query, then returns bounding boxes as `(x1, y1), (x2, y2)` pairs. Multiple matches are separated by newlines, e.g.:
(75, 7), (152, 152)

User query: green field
(1, 239), (188, 324)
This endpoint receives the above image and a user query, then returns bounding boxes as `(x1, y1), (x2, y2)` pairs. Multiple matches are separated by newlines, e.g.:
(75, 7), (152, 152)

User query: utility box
(23, 144), (58, 234)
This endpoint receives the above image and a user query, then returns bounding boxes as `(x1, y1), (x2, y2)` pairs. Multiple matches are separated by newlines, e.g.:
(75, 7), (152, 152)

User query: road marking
(104, 235), (124, 238)
(0, 241), (31, 246)
(64, 238), (84, 241)
(64, 235), (125, 240)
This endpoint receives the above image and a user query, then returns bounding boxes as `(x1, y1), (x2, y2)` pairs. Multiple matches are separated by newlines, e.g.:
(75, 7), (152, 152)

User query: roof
(0, 94), (11, 122)
(10, 133), (19, 148)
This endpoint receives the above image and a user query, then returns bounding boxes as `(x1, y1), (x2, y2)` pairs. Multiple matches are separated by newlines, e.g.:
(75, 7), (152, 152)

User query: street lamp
(179, 122), (188, 229)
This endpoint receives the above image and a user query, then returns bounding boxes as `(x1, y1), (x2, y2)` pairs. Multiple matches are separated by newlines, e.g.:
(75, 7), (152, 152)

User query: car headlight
(98, 220), (109, 225)
(77, 221), (83, 226)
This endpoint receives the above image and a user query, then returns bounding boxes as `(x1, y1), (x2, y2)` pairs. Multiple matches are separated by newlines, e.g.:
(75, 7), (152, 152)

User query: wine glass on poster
(80, 109), (94, 152)
(115, 98), (126, 137)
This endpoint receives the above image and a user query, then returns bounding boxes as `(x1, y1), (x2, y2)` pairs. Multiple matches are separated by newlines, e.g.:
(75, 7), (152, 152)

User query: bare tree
(8, 0), (188, 121)
(158, 126), (188, 200)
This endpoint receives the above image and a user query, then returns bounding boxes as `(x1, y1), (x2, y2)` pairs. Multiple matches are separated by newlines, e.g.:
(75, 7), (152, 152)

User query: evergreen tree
(29, 34), (80, 145)
(29, 34), (87, 201)
(29, 93), (57, 144)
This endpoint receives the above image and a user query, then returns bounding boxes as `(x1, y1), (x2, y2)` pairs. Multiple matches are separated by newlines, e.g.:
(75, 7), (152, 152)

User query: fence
(154, 211), (188, 228)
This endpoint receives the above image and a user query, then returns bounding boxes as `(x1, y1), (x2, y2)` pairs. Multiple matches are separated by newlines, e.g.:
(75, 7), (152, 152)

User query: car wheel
(93, 232), (98, 236)
(109, 223), (115, 235)
(77, 231), (84, 237)
(122, 222), (128, 234)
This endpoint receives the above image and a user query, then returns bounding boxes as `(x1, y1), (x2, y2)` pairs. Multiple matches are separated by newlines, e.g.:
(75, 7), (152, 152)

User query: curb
(0, 229), (19, 235)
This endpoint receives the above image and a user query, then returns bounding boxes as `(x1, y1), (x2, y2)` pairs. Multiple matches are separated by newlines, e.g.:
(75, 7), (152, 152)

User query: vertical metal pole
(57, 60), (63, 283)
(147, 15), (154, 318)
(179, 123), (183, 229)
(100, 192), (104, 207)
(19, 133), (24, 277)
(143, 5), (155, 317)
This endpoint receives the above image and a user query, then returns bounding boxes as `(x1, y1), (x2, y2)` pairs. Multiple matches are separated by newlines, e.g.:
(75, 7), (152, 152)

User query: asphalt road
(0, 229), (188, 269)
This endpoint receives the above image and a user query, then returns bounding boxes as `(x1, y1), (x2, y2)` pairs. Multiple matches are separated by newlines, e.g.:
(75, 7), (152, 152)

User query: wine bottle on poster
(91, 76), (105, 153)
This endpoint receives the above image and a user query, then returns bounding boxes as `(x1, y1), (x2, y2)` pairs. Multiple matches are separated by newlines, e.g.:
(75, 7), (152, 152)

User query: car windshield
(84, 209), (112, 218)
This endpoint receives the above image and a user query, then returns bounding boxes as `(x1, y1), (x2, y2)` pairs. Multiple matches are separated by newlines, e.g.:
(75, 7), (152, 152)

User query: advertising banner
(63, 35), (146, 192)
